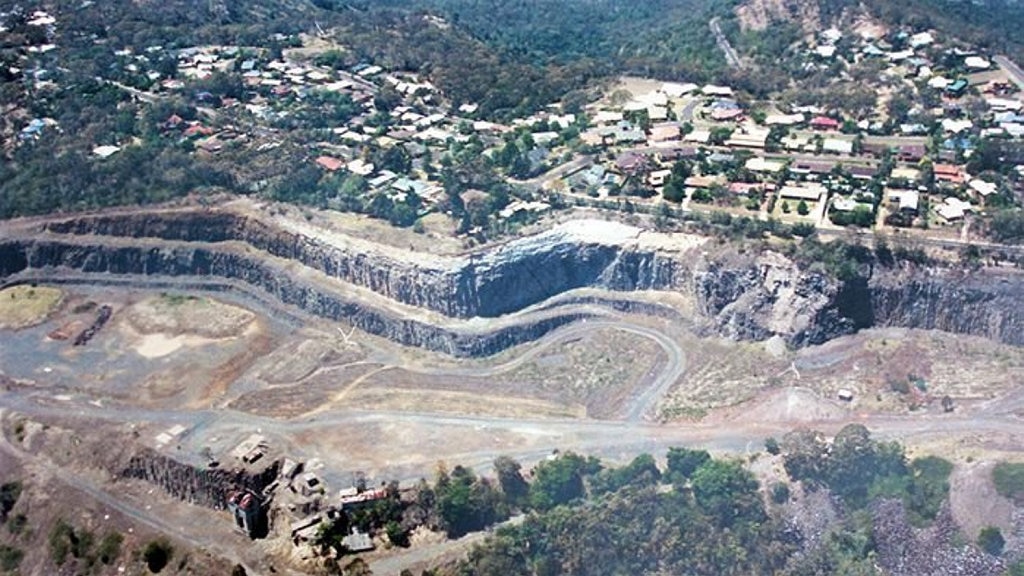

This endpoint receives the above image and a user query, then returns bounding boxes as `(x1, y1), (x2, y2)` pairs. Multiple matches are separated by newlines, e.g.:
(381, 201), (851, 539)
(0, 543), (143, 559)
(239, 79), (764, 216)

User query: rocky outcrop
(867, 266), (1024, 345)
(693, 251), (848, 345)
(7, 208), (1024, 354)
(0, 237), (596, 356)
(42, 212), (681, 319)
(121, 449), (279, 510)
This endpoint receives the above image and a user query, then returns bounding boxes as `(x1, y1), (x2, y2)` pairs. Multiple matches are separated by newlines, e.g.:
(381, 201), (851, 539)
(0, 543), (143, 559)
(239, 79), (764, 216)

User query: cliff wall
(6, 209), (1024, 352)
(42, 212), (681, 319)
(120, 449), (279, 510)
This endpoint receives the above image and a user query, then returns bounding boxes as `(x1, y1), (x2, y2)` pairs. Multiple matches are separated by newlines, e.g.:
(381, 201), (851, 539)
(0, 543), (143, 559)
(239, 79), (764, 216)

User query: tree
(764, 437), (781, 455)
(436, 465), (507, 537)
(529, 453), (599, 511)
(797, 200), (810, 216)
(591, 454), (661, 495)
(771, 482), (791, 504)
(385, 521), (410, 548)
(494, 456), (529, 509)
(691, 459), (765, 527)
(231, 565), (248, 576)
(665, 447), (710, 482)
(142, 538), (174, 573)
(663, 179), (685, 203)
(978, 526), (1005, 556)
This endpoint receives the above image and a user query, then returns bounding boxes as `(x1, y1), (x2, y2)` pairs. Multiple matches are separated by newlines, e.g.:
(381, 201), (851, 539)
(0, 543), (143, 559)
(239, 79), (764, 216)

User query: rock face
(41, 213), (681, 319)
(867, 267), (1024, 345)
(5, 209), (1024, 354)
(121, 449), (279, 510)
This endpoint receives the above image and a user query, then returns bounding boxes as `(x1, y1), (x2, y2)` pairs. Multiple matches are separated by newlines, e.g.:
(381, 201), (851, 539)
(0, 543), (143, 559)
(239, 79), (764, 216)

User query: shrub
(978, 526), (1005, 556)
(98, 531), (123, 565)
(993, 462), (1024, 502)
(0, 544), (24, 572)
(142, 538), (174, 573)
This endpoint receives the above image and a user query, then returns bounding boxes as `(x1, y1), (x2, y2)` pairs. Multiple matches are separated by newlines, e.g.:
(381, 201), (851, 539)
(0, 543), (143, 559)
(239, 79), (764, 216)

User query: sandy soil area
(0, 285), (63, 329)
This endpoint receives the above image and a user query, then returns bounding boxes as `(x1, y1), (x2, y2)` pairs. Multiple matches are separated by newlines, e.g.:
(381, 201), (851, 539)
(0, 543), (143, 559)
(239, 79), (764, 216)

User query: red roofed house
(810, 116), (841, 131)
(316, 156), (345, 172)
(933, 163), (965, 185)
(182, 123), (215, 138)
(163, 114), (184, 131)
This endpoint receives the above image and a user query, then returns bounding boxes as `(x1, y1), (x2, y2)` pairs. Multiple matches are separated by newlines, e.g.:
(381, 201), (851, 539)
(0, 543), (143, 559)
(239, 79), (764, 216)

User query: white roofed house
(764, 113), (805, 126)
(821, 138), (854, 155)
(887, 189), (920, 214)
(701, 84), (734, 97)
(648, 169), (672, 187)
(745, 157), (787, 173)
(964, 56), (991, 70)
(726, 125), (770, 149)
(936, 197), (972, 222)
(778, 183), (826, 202)
(969, 179), (997, 198)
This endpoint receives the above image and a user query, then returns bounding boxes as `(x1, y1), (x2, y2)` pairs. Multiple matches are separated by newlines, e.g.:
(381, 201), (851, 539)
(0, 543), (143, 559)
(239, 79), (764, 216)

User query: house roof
(887, 188), (920, 211)
(810, 116), (841, 129)
(316, 156), (345, 171)
(792, 160), (835, 174)
(648, 123), (681, 142)
(779, 184), (825, 200)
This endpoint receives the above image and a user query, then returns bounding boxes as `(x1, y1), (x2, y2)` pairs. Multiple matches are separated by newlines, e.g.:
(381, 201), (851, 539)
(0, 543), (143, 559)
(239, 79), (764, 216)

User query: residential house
(316, 156), (345, 172)
(937, 197), (972, 221)
(822, 138), (854, 154)
(969, 178), (998, 198)
(657, 147), (698, 163)
(648, 169), (672, 187)
(848, 166), (877, 180)
(779, 184), (825, 201)
(791, 160), (836, 176)
(890, 167), (921, 183)
(614, 152), (650, 175)
(945, 79), (969, 97)
(726, 126), (770, 149)
(701, 85), (733, 97)
(765, 113), (805, 126)
(648, 123), (682, 144)
(933, 163), (965, 185)
(861, 141), (891, 158)
(810, 116), (841, 131)
(887, 189), (920, 213)
(897, 144), (926, 162)
(745, 157), (786, 173)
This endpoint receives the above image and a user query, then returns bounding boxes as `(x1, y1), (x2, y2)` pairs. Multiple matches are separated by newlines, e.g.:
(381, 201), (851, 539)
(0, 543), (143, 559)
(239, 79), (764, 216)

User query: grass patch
(0, 544), (24, 572)
(97, 531), (123, 565)
(0, 285), (63, 329)
(993, 462), (1024, 502)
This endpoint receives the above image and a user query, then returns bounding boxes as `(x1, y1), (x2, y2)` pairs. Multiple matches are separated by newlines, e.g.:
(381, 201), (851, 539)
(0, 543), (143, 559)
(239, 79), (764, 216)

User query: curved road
(3, 275), (1024, 573)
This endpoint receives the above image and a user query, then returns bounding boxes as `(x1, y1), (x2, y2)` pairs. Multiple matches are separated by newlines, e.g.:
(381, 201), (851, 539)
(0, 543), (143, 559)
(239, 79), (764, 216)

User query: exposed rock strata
(121, 449), (279, 510)
(4, 208), (1024, 353)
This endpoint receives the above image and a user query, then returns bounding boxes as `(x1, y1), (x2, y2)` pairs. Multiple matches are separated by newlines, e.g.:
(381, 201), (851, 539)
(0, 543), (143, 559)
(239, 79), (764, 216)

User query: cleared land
(0, 285), (62, 329)
(3, 282), (1024, 574)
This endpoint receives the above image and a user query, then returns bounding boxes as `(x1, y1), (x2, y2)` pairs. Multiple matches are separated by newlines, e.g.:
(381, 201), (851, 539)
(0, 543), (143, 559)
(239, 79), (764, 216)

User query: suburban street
(994, 55), (1024, 91)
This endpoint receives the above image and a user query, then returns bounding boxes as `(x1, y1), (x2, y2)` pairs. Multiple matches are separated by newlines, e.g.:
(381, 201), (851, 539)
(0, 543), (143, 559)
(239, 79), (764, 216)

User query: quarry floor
(2, 282), (1024, 574)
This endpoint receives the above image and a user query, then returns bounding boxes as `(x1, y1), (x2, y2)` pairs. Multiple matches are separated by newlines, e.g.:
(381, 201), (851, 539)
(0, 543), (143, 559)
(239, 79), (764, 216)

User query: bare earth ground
(2, 284), (1024, 574)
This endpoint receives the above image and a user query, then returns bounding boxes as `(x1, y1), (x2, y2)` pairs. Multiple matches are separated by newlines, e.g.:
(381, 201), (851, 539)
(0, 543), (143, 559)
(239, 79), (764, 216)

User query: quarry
(3, 199), (1024, 574)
